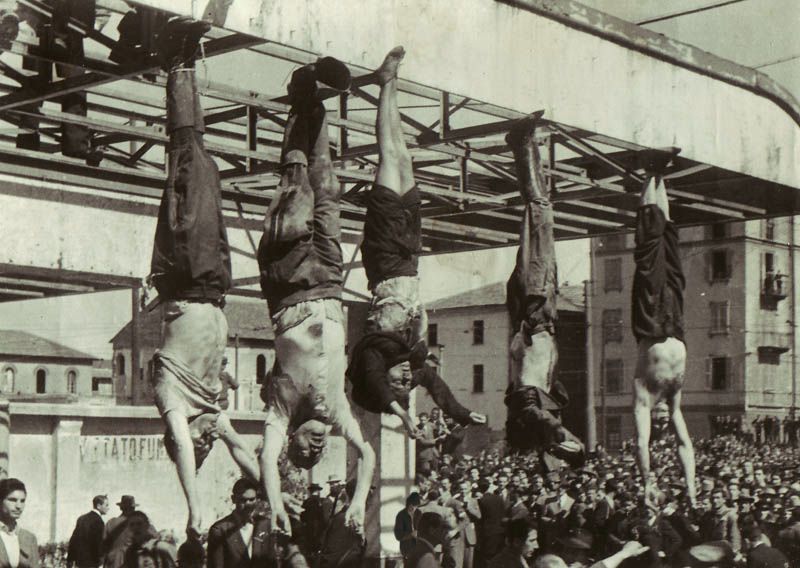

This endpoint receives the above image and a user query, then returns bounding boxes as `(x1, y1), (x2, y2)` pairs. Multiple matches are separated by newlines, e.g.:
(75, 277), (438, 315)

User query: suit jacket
(747, 543), (790, 568)
(406, 538), (440, 568)
(487, 548), (527, 568)
(68, 511), (104, 567)
(395, 508), (421, 557)
(0, 528), (38, 568)
(207, 513), (270, 568)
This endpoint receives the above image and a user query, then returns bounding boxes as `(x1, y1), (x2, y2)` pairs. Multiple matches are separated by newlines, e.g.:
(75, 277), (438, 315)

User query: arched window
(256, 354), (266, 382)
(116, 353), (126, 376)
(36, 369), (46, 394)
(1, 367), (14, 394)
(67, 370), (77, 394)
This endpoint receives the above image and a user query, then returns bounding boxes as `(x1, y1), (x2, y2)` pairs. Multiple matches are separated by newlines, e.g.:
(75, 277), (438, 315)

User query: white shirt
(239, 522), (253, 558)
(0, 522), (20, 568)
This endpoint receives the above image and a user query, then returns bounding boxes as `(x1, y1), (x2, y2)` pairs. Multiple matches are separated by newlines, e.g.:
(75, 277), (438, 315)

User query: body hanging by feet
(631, 148), (695, 506)
(147, 17), (259, 541)
(257, 56), (374, 539)
(345, 47), (487, 439)
(503, 114), (584, 468)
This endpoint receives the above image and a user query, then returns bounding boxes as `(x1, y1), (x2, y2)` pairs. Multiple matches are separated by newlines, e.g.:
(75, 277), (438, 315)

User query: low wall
(8, 403), (266, 544)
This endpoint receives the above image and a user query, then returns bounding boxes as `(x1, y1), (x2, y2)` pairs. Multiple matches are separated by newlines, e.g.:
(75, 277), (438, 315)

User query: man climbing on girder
(346, 46), (487, 437)
(257, 56), (375, 538)
(148, 17), (259, 539)
(631, 148), (695, 506)
(503, 114), (584, 467)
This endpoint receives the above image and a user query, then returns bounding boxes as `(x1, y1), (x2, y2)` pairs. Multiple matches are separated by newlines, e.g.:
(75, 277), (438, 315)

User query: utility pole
(585, 279), (597, 449)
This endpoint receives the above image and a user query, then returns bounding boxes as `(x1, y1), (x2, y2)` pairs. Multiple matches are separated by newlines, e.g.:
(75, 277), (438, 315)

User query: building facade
(110, 298), (276, 411)
(590, 217), (799, 449)
(421, 283), (587, 443)
(0, 330), (112, 402)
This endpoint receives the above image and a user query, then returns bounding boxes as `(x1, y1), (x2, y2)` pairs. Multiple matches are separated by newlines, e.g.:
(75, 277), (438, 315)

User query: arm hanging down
(413, 366), (485, 426)
(336, 405), (376, 535)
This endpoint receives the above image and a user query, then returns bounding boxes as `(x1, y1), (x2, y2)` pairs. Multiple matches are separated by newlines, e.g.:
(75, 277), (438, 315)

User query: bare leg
(375, 47), (414, 195)
(633, 378), (655, 502)
(164, 411), (202, 536)
(668, 389), (696, 505)
(217, 414), (260, 481)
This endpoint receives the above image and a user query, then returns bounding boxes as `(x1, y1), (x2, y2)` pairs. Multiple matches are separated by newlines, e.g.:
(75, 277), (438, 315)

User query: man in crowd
(405, 512), (452, 568)
(104, 495), (151, 568)
(313, 480), (370, 568)
(742, 521), (790, 568)
(345, 46), (486, 436)
(395, 492), (422, 562)
(121, 511), (176, 568)
(67, 495), (109, 568)
(147, 17), (259, 538)
(207, 478), (271, 568)
(474, 479), (506, 568)
(488, 518), (538, 568)
(630, 149), (695, 505)
(503, 114), (584, 466)
(300, 483), (327, 556)
(417, 412), (440, 475)
(701, 489), (741, 552)
(257, 51), (374, 537)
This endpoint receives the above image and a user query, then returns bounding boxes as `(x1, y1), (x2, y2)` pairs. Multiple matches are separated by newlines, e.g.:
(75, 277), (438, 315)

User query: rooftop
(0, 330), (98, 360)
(427, 282), (584, 313)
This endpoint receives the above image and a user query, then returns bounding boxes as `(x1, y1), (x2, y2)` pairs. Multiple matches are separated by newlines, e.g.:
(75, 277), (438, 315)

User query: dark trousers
(258, 104), (343, 314)
(506, 198), (557, 336)
(149, 70), (232, 302)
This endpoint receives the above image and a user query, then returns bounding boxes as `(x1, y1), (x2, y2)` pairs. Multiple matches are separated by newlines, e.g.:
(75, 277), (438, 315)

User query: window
(604, 359), (624, 394)
(765, 252), (775, 274)
(708, 357), (730, 391)
(256, 354), (267, 383)
(36, 369), (46, 394)
(765, 219), (775, 241)
(92, 377), (113, 396)
(115, 354), (125, 376)
(428, 324), (439, 347)
(472, 365), (484, 393)
(146, 360), (154, 383)
(66, 370), (77, 394)
(602, 309), (623, 343)
(1, 367), (13, 394)
(606, 416), (622, 450)
(604, 258), (623, 292)
(710, 223), (728, 240)
(472, 320), (484, 345)
(710, 302), (730, 335)
(710, 250), (731, 281)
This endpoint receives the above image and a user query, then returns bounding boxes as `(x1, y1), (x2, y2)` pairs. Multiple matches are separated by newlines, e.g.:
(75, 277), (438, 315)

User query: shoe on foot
(157, 16), (211, 71)
(505, 111), (545, 148)
(636, 146), (681, 174)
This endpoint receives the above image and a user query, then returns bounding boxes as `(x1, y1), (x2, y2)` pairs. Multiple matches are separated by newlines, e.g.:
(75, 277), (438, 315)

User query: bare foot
(376, 46), (405, 85)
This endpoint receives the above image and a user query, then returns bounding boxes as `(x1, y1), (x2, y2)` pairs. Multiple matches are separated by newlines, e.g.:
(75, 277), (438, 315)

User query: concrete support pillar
(349, 398), (415, 564)
(0, 399), (9, 481)
(52, 418), (83, 543)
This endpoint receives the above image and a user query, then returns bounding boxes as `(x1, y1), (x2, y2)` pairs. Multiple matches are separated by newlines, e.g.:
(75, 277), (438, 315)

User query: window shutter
(725, 357), (733, 390)
(725, 250), (733, 279)
(705, 252), (713, 283)
(724, 301), (730, 331)
(705, 358), (712, 389)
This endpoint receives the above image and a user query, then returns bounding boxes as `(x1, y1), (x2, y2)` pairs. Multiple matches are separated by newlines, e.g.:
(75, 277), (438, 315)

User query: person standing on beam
(148, 17), (259, 540)
(503, 114), (584, 467)
(257, 56), (375, 538)
(346, 47), (487, 437)
(631, 148), (695, 506)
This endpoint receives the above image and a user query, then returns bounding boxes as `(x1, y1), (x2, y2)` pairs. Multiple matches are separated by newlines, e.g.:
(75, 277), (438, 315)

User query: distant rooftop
(427, 283), (584, 313)
(110, 298), (274, 347)
(0, 330), (98, 360)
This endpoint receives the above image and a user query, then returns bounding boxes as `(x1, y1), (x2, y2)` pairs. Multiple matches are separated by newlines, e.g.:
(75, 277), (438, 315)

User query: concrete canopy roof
(0, 0), (798, 301)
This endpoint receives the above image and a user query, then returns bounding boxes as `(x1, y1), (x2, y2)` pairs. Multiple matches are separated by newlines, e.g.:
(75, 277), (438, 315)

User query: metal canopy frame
(0, 1), (797, 300)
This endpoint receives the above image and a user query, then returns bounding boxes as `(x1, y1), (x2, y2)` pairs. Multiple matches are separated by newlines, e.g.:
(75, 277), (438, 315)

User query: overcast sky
(1, 0), (795, 357)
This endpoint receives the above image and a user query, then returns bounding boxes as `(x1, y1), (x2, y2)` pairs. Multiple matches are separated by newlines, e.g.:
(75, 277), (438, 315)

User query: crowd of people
(710, 414), (800, 446)
(388, 427), (800, 568)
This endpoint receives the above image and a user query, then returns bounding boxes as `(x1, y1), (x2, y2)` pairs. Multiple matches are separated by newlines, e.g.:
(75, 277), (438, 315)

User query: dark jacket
(68, 510), (104, 567)
(347, 331), (471, 424)
(747, 543), (790, 568)
(395, 508), (420, 558)
(207, 513), (271, 568)
(405, 537), (440, 568)
(476, 493), (507, 563)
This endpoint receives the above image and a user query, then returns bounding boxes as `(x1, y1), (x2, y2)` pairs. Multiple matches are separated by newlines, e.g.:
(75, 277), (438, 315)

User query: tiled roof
(110, 298), (274, 347)
(427, 282), (585, 313)
(0, 330), (98, 360)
